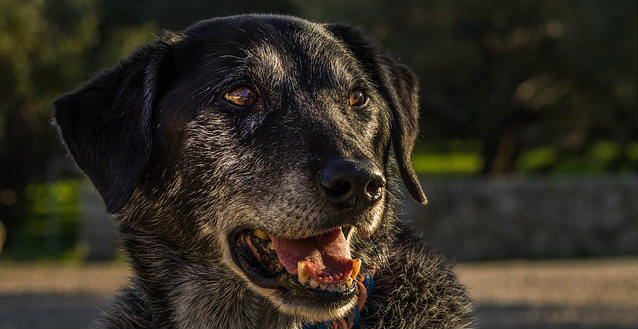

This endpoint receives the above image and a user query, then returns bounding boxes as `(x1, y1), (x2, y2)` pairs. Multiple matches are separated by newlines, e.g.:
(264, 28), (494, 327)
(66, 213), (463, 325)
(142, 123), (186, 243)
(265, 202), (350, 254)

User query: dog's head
(54, 15), (425, 322)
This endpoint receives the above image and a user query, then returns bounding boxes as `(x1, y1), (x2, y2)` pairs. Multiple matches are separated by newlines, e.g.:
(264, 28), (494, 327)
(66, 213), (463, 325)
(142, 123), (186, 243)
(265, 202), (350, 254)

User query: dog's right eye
(348, 90), (368, 107)
(224, 86), (256, 107)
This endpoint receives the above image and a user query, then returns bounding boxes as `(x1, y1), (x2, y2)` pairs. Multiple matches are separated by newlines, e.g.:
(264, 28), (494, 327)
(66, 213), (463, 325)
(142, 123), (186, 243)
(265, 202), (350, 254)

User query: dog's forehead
(182, 16), (364, 89)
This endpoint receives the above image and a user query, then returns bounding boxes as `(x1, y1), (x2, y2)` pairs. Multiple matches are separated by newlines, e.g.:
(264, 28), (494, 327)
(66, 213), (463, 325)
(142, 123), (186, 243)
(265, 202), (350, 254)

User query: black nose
(320, 159), (385, 207)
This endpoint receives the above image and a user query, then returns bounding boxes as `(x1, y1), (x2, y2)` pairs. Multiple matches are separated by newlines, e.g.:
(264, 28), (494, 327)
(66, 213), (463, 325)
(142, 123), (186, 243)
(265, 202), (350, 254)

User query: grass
(412, 151), (483, 174)
(412, 140), (637, 175)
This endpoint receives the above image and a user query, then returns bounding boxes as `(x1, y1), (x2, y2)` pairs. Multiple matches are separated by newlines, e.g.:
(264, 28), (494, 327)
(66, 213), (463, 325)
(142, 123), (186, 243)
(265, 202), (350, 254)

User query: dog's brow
(304, 25), (371, 87)
(245, 44), (286, 85)
(329, 57), (357, 86)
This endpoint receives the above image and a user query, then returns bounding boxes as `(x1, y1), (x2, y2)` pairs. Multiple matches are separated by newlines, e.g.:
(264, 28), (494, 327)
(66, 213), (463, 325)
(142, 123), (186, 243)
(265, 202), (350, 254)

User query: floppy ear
(54, 37), (175, 213)
(325, 24), (428, 204)
(384, 60), (428, 204)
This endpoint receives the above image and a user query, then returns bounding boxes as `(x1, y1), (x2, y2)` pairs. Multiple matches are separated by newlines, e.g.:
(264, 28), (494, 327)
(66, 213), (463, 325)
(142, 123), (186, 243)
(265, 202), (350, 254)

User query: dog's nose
(320, 159), (385, 207)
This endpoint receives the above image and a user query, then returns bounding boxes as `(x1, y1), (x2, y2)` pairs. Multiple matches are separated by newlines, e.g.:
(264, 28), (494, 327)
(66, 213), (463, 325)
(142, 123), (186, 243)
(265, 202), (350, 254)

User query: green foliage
(517, 147), (557, 172)
(0, 0), (100, 196)
(0, 0), (633, 185)
(3, 180), (82, 260)
(292, 0), (636, 174)
(0, 0), (635, 259)
(626, 143), (638, 160)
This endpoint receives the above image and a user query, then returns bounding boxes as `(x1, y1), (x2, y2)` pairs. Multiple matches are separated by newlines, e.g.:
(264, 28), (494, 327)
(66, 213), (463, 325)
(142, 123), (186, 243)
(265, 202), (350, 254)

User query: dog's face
(54, 15), (426, 323)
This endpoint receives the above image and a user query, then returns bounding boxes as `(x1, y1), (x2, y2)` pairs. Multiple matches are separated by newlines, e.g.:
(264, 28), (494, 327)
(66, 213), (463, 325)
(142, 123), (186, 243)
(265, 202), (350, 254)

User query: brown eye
(348, 90), (367, 107)
(224, 86), (256, 107)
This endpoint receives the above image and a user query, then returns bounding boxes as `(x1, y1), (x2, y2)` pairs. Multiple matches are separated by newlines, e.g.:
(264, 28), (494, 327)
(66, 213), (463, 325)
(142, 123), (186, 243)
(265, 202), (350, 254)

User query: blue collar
(302, 273), (374, 329)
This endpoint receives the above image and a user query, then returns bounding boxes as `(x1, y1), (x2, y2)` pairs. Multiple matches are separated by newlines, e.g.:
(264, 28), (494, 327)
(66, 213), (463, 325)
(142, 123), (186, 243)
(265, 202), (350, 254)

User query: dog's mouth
(230, 226), (359, 300)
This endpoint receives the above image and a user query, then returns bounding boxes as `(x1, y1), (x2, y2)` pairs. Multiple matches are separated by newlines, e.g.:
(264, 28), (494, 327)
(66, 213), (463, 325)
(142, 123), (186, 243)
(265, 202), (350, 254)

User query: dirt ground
(0, 257), (635, 329)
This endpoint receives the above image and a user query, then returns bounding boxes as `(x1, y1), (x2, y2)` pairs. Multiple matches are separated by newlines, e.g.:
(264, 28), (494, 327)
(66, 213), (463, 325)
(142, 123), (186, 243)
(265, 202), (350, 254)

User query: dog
(54, 14), (473, 329)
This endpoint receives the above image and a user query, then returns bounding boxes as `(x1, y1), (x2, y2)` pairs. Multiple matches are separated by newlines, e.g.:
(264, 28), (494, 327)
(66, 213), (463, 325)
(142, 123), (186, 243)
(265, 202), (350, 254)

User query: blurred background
(0, 0), (635, 328)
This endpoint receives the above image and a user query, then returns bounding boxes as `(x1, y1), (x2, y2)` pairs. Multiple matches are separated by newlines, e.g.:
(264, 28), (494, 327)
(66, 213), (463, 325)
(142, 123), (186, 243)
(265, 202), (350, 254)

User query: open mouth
(230, 226), (360, 301)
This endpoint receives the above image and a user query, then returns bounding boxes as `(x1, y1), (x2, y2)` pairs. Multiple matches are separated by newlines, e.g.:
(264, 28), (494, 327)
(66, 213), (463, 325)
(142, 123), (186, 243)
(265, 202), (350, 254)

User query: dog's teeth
(309, 279), (319, 289)
(319, 283), (327, 290)
(297, 261), (308, 284)
(254, 229), (268, 240)
(346, 276), (353, 286)
(351, 259), (362, 279)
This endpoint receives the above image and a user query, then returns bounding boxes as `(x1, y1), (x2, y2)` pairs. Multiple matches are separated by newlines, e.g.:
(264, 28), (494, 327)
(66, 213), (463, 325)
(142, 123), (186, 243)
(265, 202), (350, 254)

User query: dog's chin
(249, 282), (359, 322)
(220, 225), (365, 322)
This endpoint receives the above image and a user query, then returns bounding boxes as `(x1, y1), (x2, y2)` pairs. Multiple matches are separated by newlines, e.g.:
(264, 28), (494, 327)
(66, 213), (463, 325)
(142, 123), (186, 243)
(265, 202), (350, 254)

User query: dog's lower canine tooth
(253, 229), (268, 240)
(351, 259), (362, 279)
(346, 276), (353, 286)
(297, 261), (308, 284)
(309, 279), (319, 289)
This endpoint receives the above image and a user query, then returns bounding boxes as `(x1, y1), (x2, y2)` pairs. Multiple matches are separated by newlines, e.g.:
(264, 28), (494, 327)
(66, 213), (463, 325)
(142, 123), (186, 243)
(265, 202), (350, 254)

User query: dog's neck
(168, 267), (301, 329)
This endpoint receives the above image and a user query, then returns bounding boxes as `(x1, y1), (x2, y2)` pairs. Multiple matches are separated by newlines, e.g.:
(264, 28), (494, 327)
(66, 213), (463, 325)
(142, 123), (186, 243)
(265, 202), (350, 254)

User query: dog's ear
(54, 35), (178, 213)
(325, 24), (427, 204)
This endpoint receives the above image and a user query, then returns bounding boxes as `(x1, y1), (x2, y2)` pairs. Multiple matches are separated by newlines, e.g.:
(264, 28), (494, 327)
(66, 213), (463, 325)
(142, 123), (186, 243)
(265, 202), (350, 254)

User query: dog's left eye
(224, 86), (256, 107)
(348, 90), (367, 107)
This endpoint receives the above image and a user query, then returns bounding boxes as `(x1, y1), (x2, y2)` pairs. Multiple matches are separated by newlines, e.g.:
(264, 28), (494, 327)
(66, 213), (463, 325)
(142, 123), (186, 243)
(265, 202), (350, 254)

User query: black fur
(54, 14), (472, 329)
(54, 40), (172, 212)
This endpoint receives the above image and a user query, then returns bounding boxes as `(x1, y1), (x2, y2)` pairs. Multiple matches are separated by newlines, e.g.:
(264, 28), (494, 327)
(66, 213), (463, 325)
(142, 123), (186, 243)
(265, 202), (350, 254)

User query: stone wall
(402, 175), (637, 261)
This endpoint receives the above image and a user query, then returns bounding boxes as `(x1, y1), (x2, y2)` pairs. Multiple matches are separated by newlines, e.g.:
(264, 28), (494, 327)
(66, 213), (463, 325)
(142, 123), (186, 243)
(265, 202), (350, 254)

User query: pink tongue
(270, 228), (353, 282)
